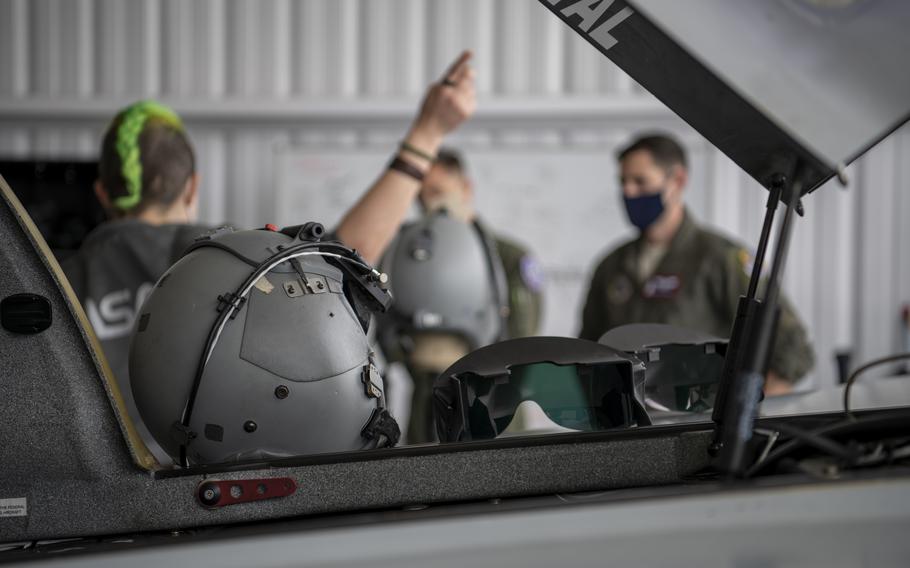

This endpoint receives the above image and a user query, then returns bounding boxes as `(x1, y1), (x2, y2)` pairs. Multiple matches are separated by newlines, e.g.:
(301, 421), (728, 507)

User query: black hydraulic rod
(747, 182), (802, 375)
(710, 180), (783, 444)
(718, 174), (803, 477)
(746, 181), (783, 299)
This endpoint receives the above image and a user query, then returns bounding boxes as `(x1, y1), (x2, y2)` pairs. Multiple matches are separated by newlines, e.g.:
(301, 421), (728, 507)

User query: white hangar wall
(1, 0), (908, 389)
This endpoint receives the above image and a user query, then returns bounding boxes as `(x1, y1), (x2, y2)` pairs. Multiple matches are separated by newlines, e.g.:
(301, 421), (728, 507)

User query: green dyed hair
(99, 100), (195, 215)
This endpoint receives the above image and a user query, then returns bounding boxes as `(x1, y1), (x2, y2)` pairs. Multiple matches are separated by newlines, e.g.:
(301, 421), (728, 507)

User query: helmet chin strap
(358, 352), (401, 448)
(361, 408), (401, 448)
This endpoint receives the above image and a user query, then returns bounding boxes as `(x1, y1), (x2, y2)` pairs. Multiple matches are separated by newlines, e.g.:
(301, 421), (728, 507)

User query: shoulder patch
(607, 275), (634, 305)
(736, 248), (754, 277)
(519, 255), (545, 294)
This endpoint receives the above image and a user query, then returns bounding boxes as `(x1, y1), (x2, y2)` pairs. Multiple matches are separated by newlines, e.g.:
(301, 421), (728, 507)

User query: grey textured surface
(0, 184), (142, 482)
(1, 431), (711, 542)
(0, 183), (712, 543)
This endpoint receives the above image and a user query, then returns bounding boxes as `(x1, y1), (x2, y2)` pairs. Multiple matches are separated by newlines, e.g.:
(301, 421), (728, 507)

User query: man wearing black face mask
(579, 134), (814, 395)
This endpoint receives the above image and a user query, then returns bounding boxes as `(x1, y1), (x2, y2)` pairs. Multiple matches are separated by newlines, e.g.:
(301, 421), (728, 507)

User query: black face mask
(622, 191), (665, 231)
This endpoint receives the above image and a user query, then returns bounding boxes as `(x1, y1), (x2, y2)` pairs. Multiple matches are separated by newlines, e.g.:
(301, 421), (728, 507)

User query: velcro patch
(642, 274), (682, 299)
(737, 248), (755, 277)
(519, 255), (545, 294)
(608, 275), (633, 305)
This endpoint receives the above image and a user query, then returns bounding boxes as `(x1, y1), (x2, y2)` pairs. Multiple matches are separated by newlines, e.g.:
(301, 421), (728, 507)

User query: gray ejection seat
(0, 175), (160, 473)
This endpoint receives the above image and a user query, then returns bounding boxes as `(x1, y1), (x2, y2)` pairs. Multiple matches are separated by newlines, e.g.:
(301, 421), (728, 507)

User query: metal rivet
(243, 420), (258, 433)
(197, 482), (221, 507)
(275, 385), (290, 399)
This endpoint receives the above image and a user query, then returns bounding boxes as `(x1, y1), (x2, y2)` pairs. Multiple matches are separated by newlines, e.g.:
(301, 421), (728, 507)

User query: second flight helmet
(380, 210), (508, 350)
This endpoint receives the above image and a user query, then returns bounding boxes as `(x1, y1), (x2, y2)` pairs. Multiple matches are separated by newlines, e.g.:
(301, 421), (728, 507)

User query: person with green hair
(62, 52), (477, 458)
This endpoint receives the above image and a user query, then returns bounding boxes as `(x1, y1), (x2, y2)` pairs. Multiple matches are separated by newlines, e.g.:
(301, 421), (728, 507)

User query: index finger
(442, 50), (473, 82)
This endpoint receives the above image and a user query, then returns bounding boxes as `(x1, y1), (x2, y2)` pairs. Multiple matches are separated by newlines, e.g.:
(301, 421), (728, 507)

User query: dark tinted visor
(642, 344), (725, 413)
(453, 361), (642, 440)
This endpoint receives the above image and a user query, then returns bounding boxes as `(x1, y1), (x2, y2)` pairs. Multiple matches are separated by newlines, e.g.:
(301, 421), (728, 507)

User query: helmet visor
(438, 360), (647, 441)
(641, 344), (725, 414)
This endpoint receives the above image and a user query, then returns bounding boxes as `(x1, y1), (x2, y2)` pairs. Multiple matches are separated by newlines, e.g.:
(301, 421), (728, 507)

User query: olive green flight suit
(483, 226), (545, 340)
(579, 211), (814, 384)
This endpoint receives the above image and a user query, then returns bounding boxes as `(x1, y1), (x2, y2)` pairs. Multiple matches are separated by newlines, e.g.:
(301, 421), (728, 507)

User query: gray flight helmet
(129, 222), (399, 466)
(380, 210), (507, 350)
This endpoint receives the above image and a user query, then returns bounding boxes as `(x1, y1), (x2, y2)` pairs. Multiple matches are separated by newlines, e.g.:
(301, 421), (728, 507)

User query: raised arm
(335, 51), (476, 264)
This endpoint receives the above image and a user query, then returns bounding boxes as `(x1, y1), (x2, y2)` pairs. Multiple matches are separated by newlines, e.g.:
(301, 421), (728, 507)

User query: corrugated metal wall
(1, 0), (908, 389)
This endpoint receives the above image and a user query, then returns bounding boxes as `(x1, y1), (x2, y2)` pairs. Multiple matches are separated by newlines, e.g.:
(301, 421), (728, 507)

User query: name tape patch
(0, 498), (27, 518)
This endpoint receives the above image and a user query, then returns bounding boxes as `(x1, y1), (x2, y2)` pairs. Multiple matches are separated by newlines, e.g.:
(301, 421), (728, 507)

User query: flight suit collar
(472, 215), (491, 239)
(622, 208), (699, 282)
(664, 208), (699, 256)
